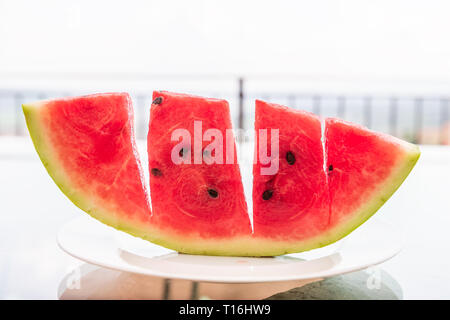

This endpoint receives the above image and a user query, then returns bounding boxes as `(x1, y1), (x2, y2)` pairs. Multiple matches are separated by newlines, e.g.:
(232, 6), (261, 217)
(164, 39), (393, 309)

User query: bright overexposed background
(0, 0), (450, 299)
(1, 0), (450, 79)
(1, 0), (450, 143)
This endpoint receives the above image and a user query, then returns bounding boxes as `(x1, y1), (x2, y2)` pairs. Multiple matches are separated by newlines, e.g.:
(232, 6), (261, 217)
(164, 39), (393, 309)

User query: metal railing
(1, 77), (449, 145)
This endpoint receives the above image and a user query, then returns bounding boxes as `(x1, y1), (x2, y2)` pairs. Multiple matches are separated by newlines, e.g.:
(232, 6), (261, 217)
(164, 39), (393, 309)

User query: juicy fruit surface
(23, 92), (420, 257)
(325, 118), (420, 227)
(253, 100), (420, 252)
(147, 91), (251, 238)
(253, 100), (330, 241)
(23, 93), (151, 227)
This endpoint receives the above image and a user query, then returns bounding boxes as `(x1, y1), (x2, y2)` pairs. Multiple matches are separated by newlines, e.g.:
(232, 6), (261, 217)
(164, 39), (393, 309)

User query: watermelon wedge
(324, 118), (421, 238)
(252, 100), (330, 244)
(147, 91), (252, 246)
(23, 92), (420, 257)
(24, 92), (254, 256)
(252, 100), (420, 255)
(22, 93), (152, 235)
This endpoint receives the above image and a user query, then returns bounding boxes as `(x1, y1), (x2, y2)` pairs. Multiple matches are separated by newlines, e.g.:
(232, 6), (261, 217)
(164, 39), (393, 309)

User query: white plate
(57, 216), (402, 283)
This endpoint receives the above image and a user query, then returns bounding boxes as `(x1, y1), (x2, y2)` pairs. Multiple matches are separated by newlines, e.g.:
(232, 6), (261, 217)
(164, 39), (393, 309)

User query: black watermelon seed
(152, 97), (163, 105)
(179, 148), (184, 157)
(151, 168), (162, 177)
(208, 188), (219, 198)
(328, 165), (333, 172)
(286, 151), (296, 165)
(262, 190), (273, 200)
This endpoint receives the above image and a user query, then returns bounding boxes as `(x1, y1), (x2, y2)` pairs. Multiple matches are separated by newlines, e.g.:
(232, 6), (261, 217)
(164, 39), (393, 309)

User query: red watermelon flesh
(252, 100), (330, 242)
(24, 92), (253, 256)
(252, 100), (420, 253)
(147, 91), (251, 239)
(23, 92), (420, 257)
(325, 118), (420, 231)
(22, 93), (152, 230)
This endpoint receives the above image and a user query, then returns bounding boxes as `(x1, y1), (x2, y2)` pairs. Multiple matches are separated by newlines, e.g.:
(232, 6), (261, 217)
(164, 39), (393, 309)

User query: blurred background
(1, 0), (450, 299)
(1, 0), (450, 142)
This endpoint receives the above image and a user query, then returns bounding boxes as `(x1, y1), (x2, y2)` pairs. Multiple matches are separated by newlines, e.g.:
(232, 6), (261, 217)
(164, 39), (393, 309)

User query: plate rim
(57, 216), (403, 283)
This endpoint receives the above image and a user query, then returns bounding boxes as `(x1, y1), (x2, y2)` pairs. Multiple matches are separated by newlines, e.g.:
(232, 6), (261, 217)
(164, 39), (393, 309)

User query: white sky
(1, 0), (450, 93)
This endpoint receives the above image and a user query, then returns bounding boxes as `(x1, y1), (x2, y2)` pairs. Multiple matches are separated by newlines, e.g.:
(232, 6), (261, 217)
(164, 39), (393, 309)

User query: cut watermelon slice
(24, 92), (254, 256)
(23, 92), (420, 257)
(147, 91), (252, 241)
(22, 93), (152, 234)
(324, 118), (421, 239)
(252, 100), (330, 244)
(252, 100), (420, 255)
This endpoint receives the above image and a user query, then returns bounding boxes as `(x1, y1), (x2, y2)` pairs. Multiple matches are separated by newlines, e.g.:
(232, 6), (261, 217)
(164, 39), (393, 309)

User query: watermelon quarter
(147, 91), (253, 253)
(252, 100), (331, 247)
(22, 93), (152, 235)
(23, 92), (254, 256)
(23, 92), (420, 257)
(252, 100), (420, 255)
(324, 118), (421, 239)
